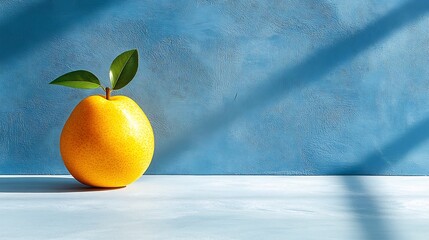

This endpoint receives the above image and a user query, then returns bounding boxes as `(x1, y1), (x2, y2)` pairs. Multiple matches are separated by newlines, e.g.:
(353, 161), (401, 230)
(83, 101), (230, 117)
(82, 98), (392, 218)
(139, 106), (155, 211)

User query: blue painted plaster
(1, 0), (429, 175)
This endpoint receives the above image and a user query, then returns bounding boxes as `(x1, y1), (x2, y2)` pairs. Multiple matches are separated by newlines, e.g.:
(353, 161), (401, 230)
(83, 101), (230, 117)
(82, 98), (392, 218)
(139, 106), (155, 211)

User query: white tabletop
(0, 175), (428, 239)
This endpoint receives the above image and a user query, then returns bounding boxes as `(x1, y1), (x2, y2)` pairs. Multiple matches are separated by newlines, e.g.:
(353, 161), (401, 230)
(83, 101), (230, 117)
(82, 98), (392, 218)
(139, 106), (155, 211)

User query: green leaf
(110, 49), (138, 90)
(50, 70), (101, 89)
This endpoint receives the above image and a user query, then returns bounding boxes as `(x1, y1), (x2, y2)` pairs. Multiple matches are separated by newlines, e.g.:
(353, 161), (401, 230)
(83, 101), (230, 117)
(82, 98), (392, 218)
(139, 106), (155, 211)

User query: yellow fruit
(60, 94), (154, 188)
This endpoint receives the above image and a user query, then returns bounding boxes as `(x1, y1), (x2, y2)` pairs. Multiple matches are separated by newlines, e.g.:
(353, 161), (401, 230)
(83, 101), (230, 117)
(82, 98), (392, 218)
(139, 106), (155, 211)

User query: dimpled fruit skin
(60, 95), (154, 187)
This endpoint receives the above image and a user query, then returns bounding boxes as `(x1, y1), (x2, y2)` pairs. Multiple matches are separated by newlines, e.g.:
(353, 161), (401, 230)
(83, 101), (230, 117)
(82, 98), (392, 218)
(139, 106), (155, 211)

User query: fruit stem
(106, 87), (111, 100)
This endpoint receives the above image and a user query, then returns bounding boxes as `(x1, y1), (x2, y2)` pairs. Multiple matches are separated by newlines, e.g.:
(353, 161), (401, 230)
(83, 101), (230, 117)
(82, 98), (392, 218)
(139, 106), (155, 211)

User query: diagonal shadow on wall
(336, 117), (429, 175)
(0, 0), (124, 173)
(150, 1), (429, 239)
(154, 0), (429, 168)
(0, 0), (120, 65)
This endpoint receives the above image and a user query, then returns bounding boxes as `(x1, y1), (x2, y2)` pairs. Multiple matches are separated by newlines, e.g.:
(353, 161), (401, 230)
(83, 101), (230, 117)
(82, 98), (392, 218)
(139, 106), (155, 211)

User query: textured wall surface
(1, 0), (429, 174)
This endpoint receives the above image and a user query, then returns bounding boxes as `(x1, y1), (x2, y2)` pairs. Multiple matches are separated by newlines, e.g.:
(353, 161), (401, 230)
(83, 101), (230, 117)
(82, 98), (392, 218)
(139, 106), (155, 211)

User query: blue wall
(1, 0), (429, 175)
